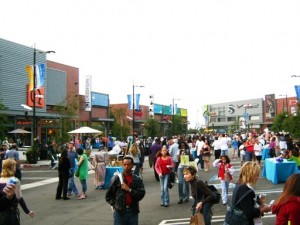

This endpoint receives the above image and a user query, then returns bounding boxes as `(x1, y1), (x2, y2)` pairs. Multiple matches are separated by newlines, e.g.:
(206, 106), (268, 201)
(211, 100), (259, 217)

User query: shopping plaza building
(0, 38), (188, 145)
(0, 38), (298, 146)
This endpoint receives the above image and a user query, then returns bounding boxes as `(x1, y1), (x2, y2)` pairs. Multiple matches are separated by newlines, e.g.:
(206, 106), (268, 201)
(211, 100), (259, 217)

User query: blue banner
(295, 85), (300, 101)
(127, 94), (140, 110)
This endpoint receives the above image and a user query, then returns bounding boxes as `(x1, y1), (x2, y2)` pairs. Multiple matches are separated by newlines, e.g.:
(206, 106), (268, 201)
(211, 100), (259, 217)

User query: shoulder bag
(224, 186), (253, 225)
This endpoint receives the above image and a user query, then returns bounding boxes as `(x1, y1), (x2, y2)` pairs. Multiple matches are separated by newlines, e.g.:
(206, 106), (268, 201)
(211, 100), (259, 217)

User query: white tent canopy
(8, 128), (31, 134)
(68, 126), (102, 134)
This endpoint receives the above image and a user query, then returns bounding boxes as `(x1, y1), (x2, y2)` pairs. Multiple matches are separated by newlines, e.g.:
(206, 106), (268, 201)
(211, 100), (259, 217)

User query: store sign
(85, 75), (92, 111)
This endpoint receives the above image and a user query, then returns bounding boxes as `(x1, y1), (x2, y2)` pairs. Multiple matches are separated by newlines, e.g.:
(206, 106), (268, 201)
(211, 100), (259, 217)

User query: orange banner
(27, 85), (45, 108)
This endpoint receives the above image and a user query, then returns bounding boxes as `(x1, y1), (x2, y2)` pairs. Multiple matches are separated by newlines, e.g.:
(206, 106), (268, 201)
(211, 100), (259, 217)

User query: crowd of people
(1, 128), (300, 224)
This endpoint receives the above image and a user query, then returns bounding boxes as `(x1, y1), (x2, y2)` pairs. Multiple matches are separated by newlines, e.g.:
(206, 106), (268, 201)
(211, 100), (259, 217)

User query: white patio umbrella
(8, 128), (31, 134)
(68, 126), (102, 134)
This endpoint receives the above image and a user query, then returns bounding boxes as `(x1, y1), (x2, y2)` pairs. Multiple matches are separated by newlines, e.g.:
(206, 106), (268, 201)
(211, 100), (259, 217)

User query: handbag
(190, 212), (205, 225)
(224, 187), (253, 225)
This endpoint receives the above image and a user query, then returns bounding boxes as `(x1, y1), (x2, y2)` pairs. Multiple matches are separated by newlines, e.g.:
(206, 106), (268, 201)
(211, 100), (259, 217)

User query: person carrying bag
(224, 186), (252, 225)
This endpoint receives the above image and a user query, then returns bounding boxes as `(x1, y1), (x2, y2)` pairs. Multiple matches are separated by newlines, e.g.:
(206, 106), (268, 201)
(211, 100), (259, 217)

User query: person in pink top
(272, 173), (300, 225)
(155, 145), (174, 207)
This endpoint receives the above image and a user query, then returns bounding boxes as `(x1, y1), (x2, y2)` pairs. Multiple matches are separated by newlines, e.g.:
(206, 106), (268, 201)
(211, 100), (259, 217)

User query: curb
(21, 160), (51, 169)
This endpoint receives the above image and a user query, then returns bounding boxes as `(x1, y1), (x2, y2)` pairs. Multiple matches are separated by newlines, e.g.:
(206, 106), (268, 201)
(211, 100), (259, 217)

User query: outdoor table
(262, 147), (270, 160)
(104, 166), (123, 188)
(262, 158), (299, 184)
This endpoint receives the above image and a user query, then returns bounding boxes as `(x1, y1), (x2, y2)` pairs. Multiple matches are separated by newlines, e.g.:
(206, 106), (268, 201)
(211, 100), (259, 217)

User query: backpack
(205, 181), (221, 205)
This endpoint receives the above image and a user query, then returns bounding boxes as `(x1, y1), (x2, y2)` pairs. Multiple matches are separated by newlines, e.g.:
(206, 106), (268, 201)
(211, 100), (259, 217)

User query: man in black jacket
(105, 156), (145, 225)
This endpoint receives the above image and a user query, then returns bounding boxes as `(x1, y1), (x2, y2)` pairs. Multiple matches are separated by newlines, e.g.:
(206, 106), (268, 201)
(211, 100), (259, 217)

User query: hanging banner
(294, 85), (300, 102)
(85, 75), (92, 111)
(25, 64), (45, 108)
(265, 94), (276, 119)
(127, 94), (140, 110)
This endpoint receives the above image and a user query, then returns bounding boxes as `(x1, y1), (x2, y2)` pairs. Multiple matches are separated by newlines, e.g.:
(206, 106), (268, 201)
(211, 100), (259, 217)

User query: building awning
(94, 118), (114, 122)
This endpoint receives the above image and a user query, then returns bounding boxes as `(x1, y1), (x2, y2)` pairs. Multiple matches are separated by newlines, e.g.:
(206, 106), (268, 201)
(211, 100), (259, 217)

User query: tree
(271, 113), (289, 133)
(143, 118), (160, 138)
(169, 115), (185, 136)
(110, 107), (131, 139)
(0, 98), (9, 141)
(53, 95), (79, 145)
(271, 105), (300, 140)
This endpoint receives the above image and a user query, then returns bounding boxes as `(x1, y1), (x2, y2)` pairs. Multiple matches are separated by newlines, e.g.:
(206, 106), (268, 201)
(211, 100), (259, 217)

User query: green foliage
(52, 96), (79, 145)
(169, 115), (186, 136)
(271, 113), (289, 133)
(0, 99), (9, 141)
(271, 106), (300, 139)
(26, 138), (40, 164)
(144, 118), (160, 138)
(110, 107), (131, 139)
(111, 123), (130, 139)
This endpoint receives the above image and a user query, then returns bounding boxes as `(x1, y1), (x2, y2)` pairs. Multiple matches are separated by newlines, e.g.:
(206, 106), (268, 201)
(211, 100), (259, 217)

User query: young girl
(213, 155), (234, 205)
(254, 138), (263, 165)
(155, 145), (174, 207)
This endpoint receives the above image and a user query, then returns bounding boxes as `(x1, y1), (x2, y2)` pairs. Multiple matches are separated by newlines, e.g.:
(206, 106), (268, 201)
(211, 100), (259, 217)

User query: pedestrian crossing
(159, 214), (276, 225)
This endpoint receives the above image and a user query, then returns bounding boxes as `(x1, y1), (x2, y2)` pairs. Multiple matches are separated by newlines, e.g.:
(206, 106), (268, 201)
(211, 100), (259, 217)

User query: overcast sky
(2, 0), (300, 128)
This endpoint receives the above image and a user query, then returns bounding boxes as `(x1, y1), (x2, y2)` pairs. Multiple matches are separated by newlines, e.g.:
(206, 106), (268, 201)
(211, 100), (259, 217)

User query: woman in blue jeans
(184, 166), (213, 225)
(154, 145), (174, 207)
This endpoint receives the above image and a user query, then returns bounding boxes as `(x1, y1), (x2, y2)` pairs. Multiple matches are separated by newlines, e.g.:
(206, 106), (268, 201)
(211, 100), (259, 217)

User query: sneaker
(67, 193), (72, 197)
(63, 197), (70, 200)
(177, 199), (183, 204)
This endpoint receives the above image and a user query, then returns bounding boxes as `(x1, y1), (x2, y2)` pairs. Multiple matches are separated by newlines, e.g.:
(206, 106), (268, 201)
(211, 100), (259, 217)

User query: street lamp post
(172, 98), (180, 136)
(132, 83), (144, 139)
(32, 46), (55, 141)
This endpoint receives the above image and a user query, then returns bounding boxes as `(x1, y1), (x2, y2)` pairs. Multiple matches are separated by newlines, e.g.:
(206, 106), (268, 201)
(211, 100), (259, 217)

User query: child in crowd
(213, 155), (234, 205)
(254, 138), (263, 166)
(239, 143), (246, 166)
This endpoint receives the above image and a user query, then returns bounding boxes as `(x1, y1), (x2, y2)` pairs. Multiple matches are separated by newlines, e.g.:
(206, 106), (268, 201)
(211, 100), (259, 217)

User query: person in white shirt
(254, 138), (263, 166)
(219, 134), (229, 156)
(212, 136), (221, 160)
(168, 139), (179, 172)
(195, 136), (205, 170)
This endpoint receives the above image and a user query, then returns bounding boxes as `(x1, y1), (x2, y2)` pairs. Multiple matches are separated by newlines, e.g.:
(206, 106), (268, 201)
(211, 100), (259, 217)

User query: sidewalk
(21, 160), (51, 168)
(20, 148), (99, 168)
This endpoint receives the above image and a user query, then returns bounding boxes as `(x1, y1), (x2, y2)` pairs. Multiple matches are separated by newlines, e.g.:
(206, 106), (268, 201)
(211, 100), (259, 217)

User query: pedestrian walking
(105, 156), (146, 225)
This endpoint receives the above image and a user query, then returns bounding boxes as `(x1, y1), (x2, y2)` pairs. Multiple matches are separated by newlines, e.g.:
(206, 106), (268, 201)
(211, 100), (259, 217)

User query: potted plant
(26, 138), (40, 164)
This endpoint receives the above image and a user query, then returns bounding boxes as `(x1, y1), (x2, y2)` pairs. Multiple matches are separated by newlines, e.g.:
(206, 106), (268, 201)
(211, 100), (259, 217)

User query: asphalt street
(19, 152), (281, 225)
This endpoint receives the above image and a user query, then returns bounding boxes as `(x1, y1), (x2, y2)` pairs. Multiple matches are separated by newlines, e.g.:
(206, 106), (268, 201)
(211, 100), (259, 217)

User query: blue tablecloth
(262, 147), (270, 160)
(262, 158), (299, 184)
(104, 166), (124, 188)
